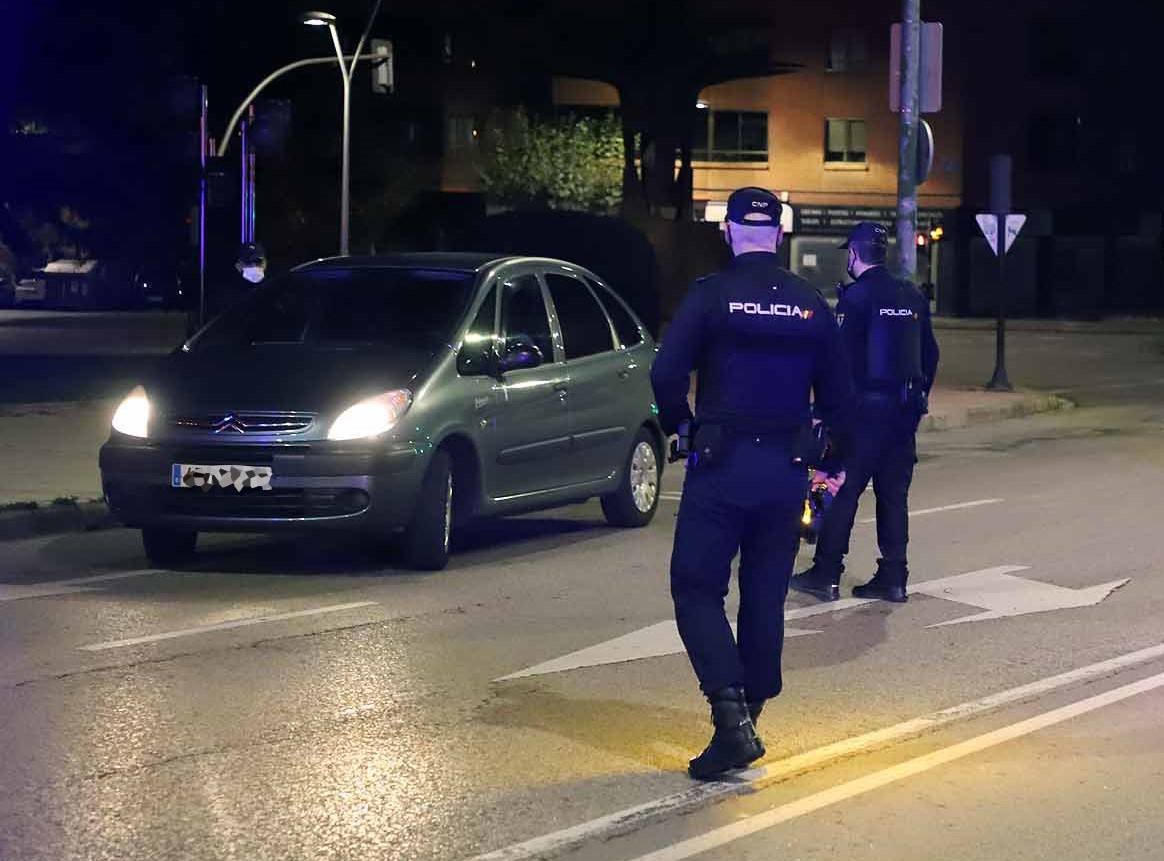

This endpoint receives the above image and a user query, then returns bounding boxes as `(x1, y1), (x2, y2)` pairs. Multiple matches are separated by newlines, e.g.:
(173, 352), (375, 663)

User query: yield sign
(975, 214), (999, 254)
(495, 565), (1129, 681)
(1004, 214), (1027, 253)
(976, 213), (1027, 256)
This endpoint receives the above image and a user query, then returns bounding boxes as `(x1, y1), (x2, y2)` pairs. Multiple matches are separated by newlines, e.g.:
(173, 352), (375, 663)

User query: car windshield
(190, 267), (476, 353)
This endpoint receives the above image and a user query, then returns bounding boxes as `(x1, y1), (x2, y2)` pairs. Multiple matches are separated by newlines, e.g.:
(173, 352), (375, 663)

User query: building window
(446, 115), (478, 154)
(824, 118), (866, 163)
(693, 110), (768, 162)
(827, 31), (869, 72)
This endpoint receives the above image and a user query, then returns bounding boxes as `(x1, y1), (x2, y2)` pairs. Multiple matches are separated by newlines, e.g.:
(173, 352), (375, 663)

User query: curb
(0, 499), (113, 542)
(932, 318), (1164, 336)
(919, 391), (1074, 432)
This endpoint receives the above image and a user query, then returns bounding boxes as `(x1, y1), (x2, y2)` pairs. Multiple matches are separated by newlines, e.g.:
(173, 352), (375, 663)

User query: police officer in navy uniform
(791, 222), (939, 604)
(651, 187), (853, 780)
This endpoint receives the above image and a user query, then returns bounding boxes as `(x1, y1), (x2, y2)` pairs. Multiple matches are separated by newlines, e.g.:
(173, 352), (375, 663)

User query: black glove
(669, 419), (693, 464)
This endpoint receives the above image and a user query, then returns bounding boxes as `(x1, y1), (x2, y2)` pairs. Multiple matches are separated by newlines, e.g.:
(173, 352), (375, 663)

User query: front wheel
(601, 429), (661, 528)
(142, 527), (198, 567)
(402, 450), (454, 571)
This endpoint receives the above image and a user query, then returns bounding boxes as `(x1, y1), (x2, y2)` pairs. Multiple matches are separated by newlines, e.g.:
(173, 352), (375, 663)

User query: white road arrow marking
(496, 565), (1130, 681)
(916, 565), (1129, 627)
(495, 621), (823, 682)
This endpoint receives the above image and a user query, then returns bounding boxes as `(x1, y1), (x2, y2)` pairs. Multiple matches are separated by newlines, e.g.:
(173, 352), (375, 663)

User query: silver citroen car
(99, 254), (664, 570)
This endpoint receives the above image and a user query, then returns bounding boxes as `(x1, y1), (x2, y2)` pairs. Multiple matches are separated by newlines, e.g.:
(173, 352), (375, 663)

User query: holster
(792, 421), (829, 469)
(690, 423), (725, 468)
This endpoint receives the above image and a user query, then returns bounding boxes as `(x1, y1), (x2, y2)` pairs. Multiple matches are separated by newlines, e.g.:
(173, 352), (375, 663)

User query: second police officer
(791, 222), (940, 604)
(651, 187), (853, 780)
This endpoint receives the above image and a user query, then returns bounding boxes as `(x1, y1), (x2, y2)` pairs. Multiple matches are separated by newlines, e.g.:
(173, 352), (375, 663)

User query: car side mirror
(496, 336), (544, 374)
(456, 337), (497, 377)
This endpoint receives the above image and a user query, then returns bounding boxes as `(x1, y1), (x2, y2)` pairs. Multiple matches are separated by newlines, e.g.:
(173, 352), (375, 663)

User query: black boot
(852, 560), (908, 603)
(688, 686), (765, 780)
(789, 565), (841, 602)
(747, 700), (764, 727)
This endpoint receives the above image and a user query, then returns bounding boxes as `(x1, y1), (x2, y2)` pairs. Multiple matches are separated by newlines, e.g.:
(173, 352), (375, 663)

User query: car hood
(146, 345), (436, 416)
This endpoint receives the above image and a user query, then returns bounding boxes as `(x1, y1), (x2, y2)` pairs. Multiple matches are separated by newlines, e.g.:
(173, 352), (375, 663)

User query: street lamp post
(303, 3), (384, 257)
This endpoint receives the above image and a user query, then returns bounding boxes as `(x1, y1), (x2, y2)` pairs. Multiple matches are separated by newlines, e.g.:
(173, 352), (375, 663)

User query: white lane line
(629, 669), (1164, 861)
(78, 601), (378, 652)
(0, 570), (161, 602)
(858, 497), (1002, 524)
(469, 640), (1164, 861)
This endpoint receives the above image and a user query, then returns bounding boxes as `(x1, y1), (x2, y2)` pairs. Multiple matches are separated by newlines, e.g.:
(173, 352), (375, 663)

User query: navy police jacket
(836, 265), (939, 394)
(651, 252), (853, 442)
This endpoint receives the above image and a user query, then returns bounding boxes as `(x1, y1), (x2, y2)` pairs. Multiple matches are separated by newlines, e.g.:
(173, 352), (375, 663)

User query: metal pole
(987, 228), (1013, 390)
(986, 154), (1013, 391)
(894, 0), (921, 279)
(217, 54), (358, 157)
(240, 109), (249, 244)
(198, 85), (208, 329)
(248, 145), (256, 243)
(327, 24), (351, 256)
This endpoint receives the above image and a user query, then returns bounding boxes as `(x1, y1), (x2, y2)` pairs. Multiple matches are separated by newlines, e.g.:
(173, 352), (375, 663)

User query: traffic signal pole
(894, 0), (921, 279)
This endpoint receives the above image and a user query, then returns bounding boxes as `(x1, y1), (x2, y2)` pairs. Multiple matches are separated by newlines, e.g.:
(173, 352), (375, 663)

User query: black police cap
(839, 221), (888, 250)
(726, 187), (782, 226)
(237, 242), (266, 266)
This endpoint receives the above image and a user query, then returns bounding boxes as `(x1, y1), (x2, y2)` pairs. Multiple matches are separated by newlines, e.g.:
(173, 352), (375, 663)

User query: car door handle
(617, 369), (631, 380)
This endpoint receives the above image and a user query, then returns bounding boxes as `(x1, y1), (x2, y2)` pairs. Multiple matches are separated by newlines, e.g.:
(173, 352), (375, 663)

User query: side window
(501, 274), (554, 362)
(545, 273), (615, 360)
(589, 279), (644, 349)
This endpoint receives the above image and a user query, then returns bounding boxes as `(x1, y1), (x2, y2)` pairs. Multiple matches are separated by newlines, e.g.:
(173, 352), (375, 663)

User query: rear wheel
(402, 450), (454, 571)
(601, 429), (661, 528)
(142, 527), (198, 566)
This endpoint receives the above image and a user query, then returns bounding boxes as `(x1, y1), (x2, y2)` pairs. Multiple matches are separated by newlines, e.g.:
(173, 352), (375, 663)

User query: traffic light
(929, 225), (944, 242)
(916, 232), (927, 248)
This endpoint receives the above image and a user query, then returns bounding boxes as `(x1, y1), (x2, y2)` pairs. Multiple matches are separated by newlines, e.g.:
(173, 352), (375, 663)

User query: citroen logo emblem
(212, 413), (246, 434)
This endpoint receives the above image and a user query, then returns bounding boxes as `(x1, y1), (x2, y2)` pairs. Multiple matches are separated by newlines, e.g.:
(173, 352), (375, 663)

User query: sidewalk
(0, 385), (1070, 540)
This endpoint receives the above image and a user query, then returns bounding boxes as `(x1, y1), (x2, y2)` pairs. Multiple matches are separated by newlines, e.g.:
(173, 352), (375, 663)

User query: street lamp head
(301, 10), (337, 27)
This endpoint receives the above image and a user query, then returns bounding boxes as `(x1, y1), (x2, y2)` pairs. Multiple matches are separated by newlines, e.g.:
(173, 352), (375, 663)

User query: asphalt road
(1, 358), (1163, 860)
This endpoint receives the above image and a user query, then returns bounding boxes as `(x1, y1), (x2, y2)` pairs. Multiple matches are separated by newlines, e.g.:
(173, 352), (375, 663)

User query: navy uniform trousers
(814, 394), (918, 579)
(670, 432), (808, 701)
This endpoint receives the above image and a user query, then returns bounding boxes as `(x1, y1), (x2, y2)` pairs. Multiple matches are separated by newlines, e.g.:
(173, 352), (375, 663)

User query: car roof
(292, 253), (593, 276)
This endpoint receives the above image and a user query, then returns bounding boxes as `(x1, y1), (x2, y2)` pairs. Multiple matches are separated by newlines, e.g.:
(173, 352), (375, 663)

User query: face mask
(241, 266), (265, 284)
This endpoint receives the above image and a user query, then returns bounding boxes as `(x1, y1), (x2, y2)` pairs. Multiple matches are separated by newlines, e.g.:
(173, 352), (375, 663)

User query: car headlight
(327, 389), (412, 441)
(112, 385), (150, 438)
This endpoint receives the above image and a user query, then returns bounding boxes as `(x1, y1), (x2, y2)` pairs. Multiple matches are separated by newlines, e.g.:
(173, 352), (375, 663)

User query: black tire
(402, 449), (454, 571)
(142, 527), (198, 566)
(601, 428), (661, 528)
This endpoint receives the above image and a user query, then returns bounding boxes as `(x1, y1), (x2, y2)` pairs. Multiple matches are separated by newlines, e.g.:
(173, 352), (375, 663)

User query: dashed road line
(0, 570), (161, 602)
(858, 497), (1002, 524)
(78, 601), (379, 651)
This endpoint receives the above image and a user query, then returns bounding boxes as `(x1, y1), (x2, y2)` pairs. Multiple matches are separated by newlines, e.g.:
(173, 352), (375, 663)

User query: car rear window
(192, 268), (476, 352)
(588, 279), (644, 349)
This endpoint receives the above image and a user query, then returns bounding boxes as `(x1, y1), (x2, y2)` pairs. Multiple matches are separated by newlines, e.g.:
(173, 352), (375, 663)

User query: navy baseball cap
(726, 187), (782, 226)
(839, 221), (888, 250)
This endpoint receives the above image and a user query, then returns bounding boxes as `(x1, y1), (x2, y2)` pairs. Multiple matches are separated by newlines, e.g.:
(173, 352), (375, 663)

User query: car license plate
(171, 464), (273, 492)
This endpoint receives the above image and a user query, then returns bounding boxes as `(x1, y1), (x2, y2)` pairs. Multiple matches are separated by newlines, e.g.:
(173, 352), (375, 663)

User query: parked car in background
(100, 254), (664, 570)
(12, 275), (47, 306)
